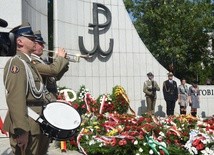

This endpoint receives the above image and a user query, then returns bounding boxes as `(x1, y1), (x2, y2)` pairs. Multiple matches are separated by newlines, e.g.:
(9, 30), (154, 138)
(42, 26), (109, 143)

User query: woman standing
(178, 78), (189, 115)
(188, 80), (200, 117)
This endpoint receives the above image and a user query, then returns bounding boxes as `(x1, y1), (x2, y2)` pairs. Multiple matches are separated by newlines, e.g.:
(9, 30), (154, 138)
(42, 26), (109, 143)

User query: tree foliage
(124, 0), (214, 84)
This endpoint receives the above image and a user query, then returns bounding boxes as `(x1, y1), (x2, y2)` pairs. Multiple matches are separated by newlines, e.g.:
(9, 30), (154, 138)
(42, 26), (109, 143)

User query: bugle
(43, 49), (91, 62)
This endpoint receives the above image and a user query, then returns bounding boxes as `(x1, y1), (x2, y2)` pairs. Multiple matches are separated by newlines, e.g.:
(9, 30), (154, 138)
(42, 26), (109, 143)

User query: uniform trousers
(146, 97), (156, 114)
(165, 100), (176, 116)
(10, 132), (49, 155)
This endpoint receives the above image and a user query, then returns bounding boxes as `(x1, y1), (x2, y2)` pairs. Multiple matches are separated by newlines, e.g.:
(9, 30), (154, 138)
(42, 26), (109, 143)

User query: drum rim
(42, 101), (82, 130)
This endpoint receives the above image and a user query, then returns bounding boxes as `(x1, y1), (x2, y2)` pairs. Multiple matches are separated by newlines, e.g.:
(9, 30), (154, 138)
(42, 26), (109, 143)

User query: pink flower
(118, 139), (127, 146)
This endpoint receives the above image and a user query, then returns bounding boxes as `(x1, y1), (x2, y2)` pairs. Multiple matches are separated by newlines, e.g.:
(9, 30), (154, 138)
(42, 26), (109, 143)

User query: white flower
(136, 153), (140, 155)
(89, 140), (95, 145)
(201, 147), (214, 155)
(159, 131), (165, 137)
(134, 140), (138, 145)
(139, 148), (143, 152)
(201, 139), (208, 144)
(149, 149), (154, 154)
(99, 143), (103, 147)
(191, 147), (198, 154)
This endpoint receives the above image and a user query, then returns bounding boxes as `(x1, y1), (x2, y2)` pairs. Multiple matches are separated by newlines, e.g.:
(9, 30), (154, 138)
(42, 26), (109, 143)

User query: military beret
(10, 22), (35, 38)
(34, 30), (46, 44)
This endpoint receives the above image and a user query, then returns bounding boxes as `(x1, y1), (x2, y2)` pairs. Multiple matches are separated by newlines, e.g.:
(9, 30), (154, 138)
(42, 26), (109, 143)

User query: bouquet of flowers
(58, 85), (214, 155)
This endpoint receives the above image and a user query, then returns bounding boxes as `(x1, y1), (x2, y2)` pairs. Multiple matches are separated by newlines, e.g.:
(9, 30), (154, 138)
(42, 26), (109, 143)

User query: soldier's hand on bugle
(56, 48), (67, 58)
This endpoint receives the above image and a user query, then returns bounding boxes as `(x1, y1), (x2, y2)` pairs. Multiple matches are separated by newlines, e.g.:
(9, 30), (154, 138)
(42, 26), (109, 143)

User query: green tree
(124, 0), (214, 84)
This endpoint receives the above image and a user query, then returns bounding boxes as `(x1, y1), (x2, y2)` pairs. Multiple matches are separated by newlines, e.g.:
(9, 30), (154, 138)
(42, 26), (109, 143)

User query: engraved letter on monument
(79, 3), (114, 57)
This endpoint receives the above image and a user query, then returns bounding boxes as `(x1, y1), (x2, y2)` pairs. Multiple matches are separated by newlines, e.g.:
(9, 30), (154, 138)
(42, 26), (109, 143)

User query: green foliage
(168, 145), (191, 155)
(124, 0), (214, 84)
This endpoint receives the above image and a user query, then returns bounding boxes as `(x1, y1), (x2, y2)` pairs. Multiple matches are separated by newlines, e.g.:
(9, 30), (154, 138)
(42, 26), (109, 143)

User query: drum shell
(40, 101), (81, 140)
(40, 120), (77, 140)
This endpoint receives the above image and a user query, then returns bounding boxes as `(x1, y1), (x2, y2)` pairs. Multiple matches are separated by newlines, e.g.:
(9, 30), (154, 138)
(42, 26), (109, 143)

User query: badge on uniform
(10, 65), (20, 74)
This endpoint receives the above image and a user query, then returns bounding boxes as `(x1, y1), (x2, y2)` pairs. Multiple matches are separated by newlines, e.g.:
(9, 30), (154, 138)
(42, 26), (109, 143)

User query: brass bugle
(43, 49), (91, 62)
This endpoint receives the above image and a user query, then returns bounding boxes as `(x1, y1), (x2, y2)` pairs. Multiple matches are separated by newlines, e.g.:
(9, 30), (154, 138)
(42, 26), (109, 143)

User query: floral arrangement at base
(57, 86), (214, 155)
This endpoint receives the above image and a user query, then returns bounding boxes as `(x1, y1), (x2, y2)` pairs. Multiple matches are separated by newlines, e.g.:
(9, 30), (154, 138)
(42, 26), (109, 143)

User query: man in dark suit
(162, 72), (178, 116)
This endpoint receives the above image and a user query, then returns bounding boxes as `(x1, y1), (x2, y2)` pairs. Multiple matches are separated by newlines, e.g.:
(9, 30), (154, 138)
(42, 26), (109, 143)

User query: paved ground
(0, 137), (83, 155)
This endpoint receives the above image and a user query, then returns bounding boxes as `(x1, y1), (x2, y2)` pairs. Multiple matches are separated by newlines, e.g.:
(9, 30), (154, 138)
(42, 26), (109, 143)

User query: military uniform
(32, 30), (69, 99)
(143, 72), (160, 114)
(31, 54), (69, 99)
(3, 23), (49, 155)
(163, 73), (178, 116)
(4, 51), (45, 155)
(31, 31), (69, 154)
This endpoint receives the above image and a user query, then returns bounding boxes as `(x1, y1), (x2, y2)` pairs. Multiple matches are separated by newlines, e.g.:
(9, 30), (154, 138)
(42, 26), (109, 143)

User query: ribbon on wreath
(146, 135), (169, 155)
(77, 128), (88, 155)
(99, 95), (106, 114)
(84, 93), (92, 113)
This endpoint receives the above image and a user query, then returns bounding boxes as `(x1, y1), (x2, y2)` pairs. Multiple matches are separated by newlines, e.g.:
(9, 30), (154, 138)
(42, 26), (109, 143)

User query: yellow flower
(106, 129), (118, 136)
(94, 126), (100, 129)
(93, 122), (99, 125)
(83, 128), (89, 133)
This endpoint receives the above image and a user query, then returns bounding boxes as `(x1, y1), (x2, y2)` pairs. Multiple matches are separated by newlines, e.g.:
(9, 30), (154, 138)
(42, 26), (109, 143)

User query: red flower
(118, 139), (127, 146)
(81, 104), (86, 109)
(160, 150), (165, 155)
(196, 143), (205, 150)
(110, 138), (117, 146)
(72, 103), (79, 109)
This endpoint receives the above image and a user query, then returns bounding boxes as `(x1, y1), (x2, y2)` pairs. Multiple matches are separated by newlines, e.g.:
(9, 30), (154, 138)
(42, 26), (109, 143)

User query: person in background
(143, 72), (160, 115)
(31, 30), (69, 154)
(163, 72), (178, 116)
(188, 80), (200, 117)
(178, 78), (189, 115)
(31, 30), (69, 100)
(3, 23), (45, 155)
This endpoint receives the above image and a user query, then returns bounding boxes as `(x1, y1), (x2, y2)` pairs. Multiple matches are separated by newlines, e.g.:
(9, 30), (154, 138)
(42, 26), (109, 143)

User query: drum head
(43, 102), (81, 130)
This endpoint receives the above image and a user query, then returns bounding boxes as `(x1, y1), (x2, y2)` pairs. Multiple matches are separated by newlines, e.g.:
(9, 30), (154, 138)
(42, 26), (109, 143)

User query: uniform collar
(16, 51), (32, 63)
(31, 53), (41, 59)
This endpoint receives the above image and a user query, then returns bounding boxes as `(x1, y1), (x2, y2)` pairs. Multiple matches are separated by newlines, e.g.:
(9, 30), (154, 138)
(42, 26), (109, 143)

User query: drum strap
(27, 107), (43, 123)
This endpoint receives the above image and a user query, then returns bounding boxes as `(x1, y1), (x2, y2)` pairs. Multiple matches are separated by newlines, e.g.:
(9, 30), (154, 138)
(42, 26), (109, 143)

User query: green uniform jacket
(3, 51), (44, 136)
(143, 80), (160, 99)
(31, 54), (69, 98)
(31, 55), (69, 78)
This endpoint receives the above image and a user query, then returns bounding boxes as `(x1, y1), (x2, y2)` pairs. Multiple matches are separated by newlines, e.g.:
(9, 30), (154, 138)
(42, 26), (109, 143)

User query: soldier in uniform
(143, 72), (160, 115)
(31, 30), (69, 99)
(31, 30), (69, 154)
(178, 78), (189, 115)
(3, 23), (46, 155)
(163, 72), (178, 116)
